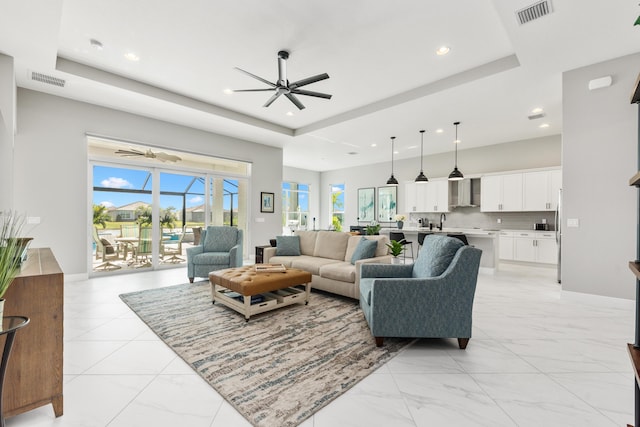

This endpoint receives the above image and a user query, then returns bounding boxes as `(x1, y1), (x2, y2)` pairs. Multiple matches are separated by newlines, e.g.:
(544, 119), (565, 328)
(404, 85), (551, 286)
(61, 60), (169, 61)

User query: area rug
(119, 281), (411, 427)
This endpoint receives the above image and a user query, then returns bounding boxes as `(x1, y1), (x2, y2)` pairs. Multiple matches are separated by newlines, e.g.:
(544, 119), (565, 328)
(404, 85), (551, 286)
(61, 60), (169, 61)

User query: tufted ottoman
(208, 265), (312, 320)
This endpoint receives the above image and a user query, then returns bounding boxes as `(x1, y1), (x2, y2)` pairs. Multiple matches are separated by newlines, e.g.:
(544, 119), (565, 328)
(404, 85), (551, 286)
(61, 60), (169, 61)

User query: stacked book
(255, 263), (286, 273)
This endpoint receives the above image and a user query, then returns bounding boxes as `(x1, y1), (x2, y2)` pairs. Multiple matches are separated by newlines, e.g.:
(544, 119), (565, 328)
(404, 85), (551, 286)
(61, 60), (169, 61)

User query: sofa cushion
(294, 230), (318, 256)
(345, 235), (389, 261)
(349, 237), (378, 265)
(412, 235), (464, 278)
(265, 255), (295, 268)
(313, 231), (350, 261)
(291, 256), (341, 276)
(320, 262), (356, 283)
(203, 226), (239, 252)
(276, 235), (301, 256)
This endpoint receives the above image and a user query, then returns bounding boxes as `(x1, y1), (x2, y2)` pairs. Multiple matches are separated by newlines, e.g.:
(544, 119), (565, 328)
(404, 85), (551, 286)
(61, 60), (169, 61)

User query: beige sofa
(262, 230), (391, 299)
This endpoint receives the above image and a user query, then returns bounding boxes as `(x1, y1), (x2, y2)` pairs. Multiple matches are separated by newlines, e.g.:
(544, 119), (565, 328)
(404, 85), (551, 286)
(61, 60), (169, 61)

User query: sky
(93, 165), (236, 211)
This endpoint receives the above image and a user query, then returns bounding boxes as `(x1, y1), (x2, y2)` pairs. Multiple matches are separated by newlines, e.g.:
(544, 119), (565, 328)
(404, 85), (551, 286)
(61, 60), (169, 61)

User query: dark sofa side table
(0, 316), (29, 427)
(255, 245), (271, 264)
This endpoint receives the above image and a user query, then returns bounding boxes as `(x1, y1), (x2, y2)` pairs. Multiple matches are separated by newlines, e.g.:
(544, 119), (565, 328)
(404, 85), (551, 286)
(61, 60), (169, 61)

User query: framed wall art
(377, 186), (397, 222)
(260, 192), (275, 213)
(357, 187), (375, 222)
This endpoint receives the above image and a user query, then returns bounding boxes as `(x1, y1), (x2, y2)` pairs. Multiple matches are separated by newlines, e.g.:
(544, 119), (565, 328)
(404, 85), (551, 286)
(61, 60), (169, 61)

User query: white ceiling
(2, 0), (639, 171)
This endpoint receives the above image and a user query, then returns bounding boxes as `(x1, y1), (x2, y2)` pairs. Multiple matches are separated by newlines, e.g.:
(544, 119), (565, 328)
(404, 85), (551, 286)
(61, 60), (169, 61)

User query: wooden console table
(1, 248), (63, 418)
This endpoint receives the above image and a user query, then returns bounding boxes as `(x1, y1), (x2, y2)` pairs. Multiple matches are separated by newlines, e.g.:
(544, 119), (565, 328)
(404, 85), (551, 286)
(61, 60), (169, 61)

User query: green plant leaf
(635, 15), (640, 26)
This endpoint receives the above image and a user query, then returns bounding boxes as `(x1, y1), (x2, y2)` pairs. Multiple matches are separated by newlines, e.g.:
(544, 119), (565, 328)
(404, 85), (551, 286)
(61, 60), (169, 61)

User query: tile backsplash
(407, 207), (556, 231)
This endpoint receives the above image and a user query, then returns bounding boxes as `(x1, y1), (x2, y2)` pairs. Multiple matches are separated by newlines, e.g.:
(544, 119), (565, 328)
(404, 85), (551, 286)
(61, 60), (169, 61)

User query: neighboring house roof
(114, 201), (149, 211)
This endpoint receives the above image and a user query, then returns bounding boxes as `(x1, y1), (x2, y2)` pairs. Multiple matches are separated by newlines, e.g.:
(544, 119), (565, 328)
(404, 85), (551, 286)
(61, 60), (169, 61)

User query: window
(331, 184), (345, 231)
(282, 182), (310, 234)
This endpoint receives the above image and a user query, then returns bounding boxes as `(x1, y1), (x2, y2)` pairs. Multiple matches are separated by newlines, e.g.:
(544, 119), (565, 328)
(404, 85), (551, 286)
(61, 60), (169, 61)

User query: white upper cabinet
(523, 169), (562, 211)
(405, 182), (417, 212)
(425, 180), (449, 213)
(481, 173), (523, 212)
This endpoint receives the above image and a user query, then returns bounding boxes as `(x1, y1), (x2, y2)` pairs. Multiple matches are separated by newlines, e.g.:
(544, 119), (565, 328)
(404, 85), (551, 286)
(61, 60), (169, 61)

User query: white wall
(562, 52), (640, 299)
(11, 89), (283, 277)
(0, 54), (15, 210)
(320, 135), (561, 229)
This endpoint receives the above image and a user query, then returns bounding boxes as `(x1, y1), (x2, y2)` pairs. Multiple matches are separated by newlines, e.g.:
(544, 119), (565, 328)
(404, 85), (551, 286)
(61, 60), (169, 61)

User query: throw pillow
(276, 235), (301, 256)
(350, 237), (378, 265)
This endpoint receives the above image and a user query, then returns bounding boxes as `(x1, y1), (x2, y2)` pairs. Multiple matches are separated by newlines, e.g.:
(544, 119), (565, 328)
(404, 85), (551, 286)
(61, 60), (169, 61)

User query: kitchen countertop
(385, 227), (498, 236)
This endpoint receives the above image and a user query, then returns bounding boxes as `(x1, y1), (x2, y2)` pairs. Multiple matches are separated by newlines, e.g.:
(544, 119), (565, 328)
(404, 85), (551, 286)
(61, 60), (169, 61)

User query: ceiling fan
(115, 148), (182, 163)
(233, 50), (332, 110)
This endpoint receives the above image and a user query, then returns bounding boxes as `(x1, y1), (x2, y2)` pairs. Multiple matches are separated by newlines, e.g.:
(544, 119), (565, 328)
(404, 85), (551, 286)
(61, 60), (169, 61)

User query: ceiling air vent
(516, 0), (553, 25)
(528, 112), (546, 120)
(30, 71), (66, 88)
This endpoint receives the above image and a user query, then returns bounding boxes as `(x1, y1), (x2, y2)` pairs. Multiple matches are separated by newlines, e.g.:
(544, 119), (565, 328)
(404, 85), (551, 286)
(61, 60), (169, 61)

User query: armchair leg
(189, 277), (194, 283)
(375, 337), (384, 347)
(458, 338), (469, 349)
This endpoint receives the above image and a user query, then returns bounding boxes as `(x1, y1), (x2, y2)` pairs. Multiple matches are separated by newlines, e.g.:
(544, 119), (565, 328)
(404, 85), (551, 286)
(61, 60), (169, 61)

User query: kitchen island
(381, 227), (499, 273)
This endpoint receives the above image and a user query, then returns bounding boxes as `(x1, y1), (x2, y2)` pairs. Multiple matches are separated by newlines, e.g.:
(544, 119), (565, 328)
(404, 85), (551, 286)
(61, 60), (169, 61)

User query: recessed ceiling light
(436, 46), (450, 56)
(371, 143), (377, 147)
(286, 111), (294, 116)
(407, 145), (417, 149)
(539, 123), (550, 128)
(454, 139), (461, 144)
(435, 129), (444, 133)
(222, 88), (233, 95)
(393, 150), (399, 154)
(531, 107), (543, 114)
(124, 52), (139, 61)
(89, 39), (103, 50)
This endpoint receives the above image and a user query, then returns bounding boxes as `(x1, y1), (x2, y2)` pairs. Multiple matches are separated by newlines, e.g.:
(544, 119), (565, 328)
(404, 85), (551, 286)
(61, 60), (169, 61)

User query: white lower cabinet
(499, 232), (515, 260)
(500, 231), (557, 264)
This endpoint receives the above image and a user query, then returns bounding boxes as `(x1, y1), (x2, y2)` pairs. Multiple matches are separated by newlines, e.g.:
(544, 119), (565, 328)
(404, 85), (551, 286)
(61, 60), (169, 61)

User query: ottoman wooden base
(208, 266), (312, 320)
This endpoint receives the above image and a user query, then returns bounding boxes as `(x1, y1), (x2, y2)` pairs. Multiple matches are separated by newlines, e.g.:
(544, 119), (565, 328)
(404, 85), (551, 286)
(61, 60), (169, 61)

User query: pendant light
(415, 130), (428, 183)
(386, 136), (398, 186)
(448, 121), (464, 181)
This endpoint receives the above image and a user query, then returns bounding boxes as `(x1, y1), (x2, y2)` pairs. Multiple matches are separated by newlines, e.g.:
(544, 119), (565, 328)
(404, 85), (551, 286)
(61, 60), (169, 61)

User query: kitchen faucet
(439, 213), (446, 231)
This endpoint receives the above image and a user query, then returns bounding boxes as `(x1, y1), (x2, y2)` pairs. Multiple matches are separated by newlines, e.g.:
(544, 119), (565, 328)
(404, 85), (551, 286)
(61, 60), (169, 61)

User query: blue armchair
(186, 226), (243, 282)
(359, 235), (482, 348)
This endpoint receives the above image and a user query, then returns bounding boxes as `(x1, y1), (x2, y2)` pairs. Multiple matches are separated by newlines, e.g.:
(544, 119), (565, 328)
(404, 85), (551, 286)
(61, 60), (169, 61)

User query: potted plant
(0, 211), (26, 317)
(386, 239), (404, 264)
(395, 214), (406, 229)
(365, 222), (381, 235)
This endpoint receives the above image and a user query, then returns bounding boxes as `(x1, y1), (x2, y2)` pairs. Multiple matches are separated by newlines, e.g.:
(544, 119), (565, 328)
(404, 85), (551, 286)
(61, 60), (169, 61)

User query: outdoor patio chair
(92, 227), (122, 271)
(133, 226), (153, 266)
(162, 228), (185, 263)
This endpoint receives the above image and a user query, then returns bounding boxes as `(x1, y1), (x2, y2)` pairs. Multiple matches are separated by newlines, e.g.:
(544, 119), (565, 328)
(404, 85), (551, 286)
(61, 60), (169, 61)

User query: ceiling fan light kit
(233, 50), (332, 110)
(448, 121), (464, 181)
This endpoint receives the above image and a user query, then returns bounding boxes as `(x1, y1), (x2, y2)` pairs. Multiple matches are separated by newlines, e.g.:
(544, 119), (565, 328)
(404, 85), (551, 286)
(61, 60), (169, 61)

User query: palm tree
(93, 204), (111, 229)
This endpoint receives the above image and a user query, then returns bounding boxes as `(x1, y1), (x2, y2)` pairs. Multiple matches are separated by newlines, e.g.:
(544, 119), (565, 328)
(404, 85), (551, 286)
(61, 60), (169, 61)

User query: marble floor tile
(472, 373), (618, 426)
(5, 263), (636, 427)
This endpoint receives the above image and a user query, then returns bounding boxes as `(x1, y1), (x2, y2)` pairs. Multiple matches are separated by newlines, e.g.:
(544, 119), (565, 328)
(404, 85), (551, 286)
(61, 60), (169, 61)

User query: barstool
(417, 232), (434, 253)
(389, 231), (414, 262)
(447, 233), (469, 245)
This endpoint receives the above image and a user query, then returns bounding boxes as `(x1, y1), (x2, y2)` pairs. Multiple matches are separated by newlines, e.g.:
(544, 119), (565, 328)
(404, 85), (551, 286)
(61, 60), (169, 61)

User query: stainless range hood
(450, 178), (479, 208)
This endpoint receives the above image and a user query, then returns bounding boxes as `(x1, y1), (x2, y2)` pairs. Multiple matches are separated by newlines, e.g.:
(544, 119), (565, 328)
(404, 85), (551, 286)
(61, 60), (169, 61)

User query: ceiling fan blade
(290, 73), (329, 89)
(263, 91), (283, 108)
(155, 152), (182, 162)
(291, 89), (332, 99)
(115, 149), (144, 156)
(285, 93), (306, 110)
(234, 67), (276, 87)
(232, 88), (276, 92)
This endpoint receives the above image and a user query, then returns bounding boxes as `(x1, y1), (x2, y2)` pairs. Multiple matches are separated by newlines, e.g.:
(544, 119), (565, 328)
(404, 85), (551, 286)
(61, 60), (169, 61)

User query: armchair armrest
(186, 245), (204, 259)
(360, 262), (413, 279)
(229, 244), (242, 267)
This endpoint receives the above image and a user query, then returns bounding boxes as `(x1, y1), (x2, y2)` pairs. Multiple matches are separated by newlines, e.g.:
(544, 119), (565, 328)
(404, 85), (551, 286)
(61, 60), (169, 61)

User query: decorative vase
(397, 221), (404, 229)
(391, 257), (402, 264)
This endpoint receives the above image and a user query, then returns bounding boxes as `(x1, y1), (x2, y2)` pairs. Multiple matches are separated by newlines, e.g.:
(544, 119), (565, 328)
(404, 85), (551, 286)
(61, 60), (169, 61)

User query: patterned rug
(119, 281), (411, 427)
